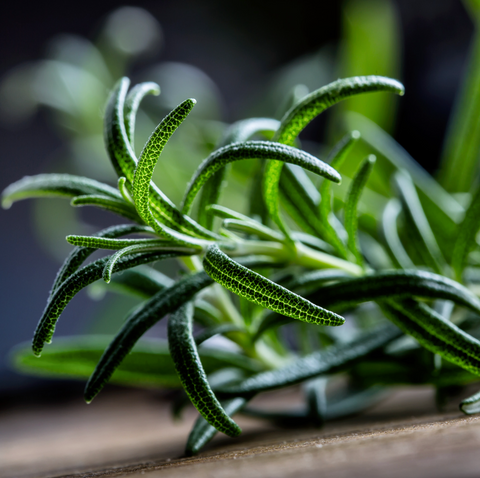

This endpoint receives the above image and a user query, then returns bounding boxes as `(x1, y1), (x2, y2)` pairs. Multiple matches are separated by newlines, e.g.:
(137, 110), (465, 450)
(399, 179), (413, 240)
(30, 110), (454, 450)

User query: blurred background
(0, 0), (477, 398)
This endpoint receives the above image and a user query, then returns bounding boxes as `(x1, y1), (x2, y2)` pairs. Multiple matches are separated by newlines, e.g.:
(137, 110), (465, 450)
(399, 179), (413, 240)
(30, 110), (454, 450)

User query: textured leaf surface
(169, 302), (242, 437)
(124, 81), (160, 150)
(186, 397), (248, 455)
(33, 251), (178, 356)
(182, 141), (341, 215)
(84, 272), (214, 402)
(218, 323), (401, 396)
(198, 117), (279, 229)
(102, 243), (194, 283)
(50, 224), (153, 298)
(203, 245), (344, 327)
(264, 76), (404, 236)
(381, 300), (480, 376)
(70, 194), (141, 221)
(2, 174), (121, 209)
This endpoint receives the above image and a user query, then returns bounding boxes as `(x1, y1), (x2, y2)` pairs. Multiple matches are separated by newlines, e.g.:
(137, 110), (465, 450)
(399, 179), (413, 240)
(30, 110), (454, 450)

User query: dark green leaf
(169, 302), (242, 437)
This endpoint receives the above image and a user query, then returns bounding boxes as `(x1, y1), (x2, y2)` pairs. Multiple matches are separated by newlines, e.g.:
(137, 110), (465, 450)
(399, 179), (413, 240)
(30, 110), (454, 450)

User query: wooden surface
(2, 385), (480, 478)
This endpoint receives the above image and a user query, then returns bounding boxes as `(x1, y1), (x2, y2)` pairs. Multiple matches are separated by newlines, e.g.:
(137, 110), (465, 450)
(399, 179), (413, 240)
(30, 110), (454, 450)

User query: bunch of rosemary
(4, 74), (480, 455)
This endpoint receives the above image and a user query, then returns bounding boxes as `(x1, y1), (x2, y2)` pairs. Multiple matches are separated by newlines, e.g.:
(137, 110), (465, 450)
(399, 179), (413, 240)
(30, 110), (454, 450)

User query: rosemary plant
(4, 74), (480, 455)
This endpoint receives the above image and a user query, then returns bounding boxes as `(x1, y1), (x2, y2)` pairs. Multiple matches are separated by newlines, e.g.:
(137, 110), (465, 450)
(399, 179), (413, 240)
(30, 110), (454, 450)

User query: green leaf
(344, 112), (464, 224)
(50, 224), (154, 298)
(438, 29), (480, 193)
(117, 177), (134, 205)
(186, 397), (248, 455)
(66, 235), (164, 250)
(70, 195), (141, 222)
(84, 272), (215, 402)
(221, 218), (284, 242)
(264, 76), (404, 238)
(319, 131), (361, 258)
(104, 77), (138, 181)
(381, 199), (415, 269)
(97, 266), (173, 299)
(218, 323), (401, 396)
(131, 98), (217, 245)
(203, 244), (345, 327)
(381, 299), (480, 376)
(124, 81), (160, 151)
(279, 163), (328, 239)
(195, 324), (243, 346)
(106, 80), (215, 242)
(13, 336), (256, 390)
(102, 243), (196, 284)
(313, 270), (480, 313)
(344, 154), (376, 265)
(168, 302), (242, 437)
(304, 377), (327, 426)
(452, 183), (480, 280)
(32, 250), (180, 357)
(393, 171), (446, 274)
(256, 270), (480, 338)
(197, 118), (279, 229)
(2, 174), (121, 209)
(182, 141), (341, 216)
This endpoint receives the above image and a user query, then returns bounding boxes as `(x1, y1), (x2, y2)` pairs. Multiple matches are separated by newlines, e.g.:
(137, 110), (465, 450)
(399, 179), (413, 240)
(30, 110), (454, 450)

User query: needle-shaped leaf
(381, 299), (480, 376)
(70, 195), (141, 222)
(131, 98), (217, 244)
(33, 250), (180, 357)
(106, 79), (215, 241)
(50, 224), (154, 298)
(319, 131), (361, 258)
(124, 81), (160, 150)
(198, 118), (279, 229)
(222, 219), (284, 242)
(264, 76), (404, 237)
(394, 170), (446, 274)
(186, 397), (248, 455)
(105, 77), (137, 180)
(133, 98), (196, 226)
(255, 270), (479, 338)
(438, 29), (480, 194)
(344, 155), (376, 266)
(84, 272), (214, 402)
(99, 266), (173, 299)
(218, 323), (401, 396)
(118, 177), (134, 205)
(344, 112), (464, 224)
(312, 270), (480, 312)
(194, 324), (243, 346)
(279, 163), (328, 239)
(13, 336), (256, 390)
(2, 174), (121, 209)
(168, 302), (242, 437)
(102, 243), (196, 284)
(182, 141), (341, 216)
(452, 183), (480, 280)
(381, 199), (415, 269)
(66, 235), (165, 250)
(203, 245), (345, 327)
(460, 389), (480, 414)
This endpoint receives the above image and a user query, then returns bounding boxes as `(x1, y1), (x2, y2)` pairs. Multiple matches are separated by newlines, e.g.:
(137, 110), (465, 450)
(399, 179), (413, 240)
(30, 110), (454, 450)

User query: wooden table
(2, 385), (480, 478)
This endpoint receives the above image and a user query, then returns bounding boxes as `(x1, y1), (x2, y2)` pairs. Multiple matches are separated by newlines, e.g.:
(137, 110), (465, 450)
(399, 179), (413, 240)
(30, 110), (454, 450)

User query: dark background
(0, 0), (475, 396)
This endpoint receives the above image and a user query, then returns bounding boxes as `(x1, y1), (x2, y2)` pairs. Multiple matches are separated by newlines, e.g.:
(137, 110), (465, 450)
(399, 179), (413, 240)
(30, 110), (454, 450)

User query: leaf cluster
(5, 72), (480, 455)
